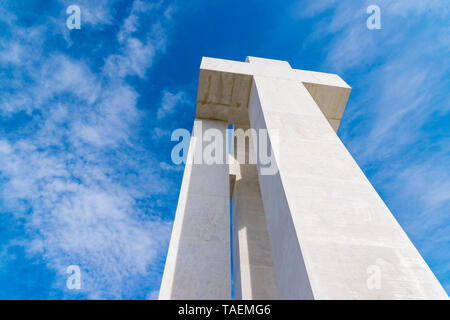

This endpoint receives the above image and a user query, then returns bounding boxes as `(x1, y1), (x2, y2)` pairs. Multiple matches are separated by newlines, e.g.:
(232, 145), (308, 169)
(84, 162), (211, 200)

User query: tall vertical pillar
(159, 118), (230, 299)
(248, 62), (448, 299)
(231, 126), (278, 299)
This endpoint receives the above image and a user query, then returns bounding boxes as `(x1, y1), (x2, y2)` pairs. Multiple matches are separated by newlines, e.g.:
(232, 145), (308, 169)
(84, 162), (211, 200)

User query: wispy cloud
(57, 0), (120, 27)
(157, 89), (187, 119)
(0, 0), (177, 298)
(104, 1), (172, 79)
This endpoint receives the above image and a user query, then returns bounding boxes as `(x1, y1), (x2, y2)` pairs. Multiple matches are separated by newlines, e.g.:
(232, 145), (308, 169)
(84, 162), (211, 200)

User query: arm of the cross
(196, 56), (351, 130)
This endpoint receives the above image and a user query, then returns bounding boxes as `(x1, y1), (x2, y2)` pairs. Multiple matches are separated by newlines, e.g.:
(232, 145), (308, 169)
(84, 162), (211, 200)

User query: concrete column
(249, 74), (448, 299)
(159, 118), (230, 299)
(231, 126), (278, 299)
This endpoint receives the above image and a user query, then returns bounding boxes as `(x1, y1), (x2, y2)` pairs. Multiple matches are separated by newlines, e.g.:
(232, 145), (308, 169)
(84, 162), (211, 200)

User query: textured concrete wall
(249, 71), (448, 299)
(249, 80), (315, 299)
(159, 119), (230, 299)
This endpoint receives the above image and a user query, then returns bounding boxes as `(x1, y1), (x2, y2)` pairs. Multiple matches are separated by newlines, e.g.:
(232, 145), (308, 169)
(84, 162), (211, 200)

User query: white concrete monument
(159, 56), (448, 300)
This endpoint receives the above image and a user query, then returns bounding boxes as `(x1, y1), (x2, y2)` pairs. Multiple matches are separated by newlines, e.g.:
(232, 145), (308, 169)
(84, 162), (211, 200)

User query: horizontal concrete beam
(196, 57), (351, 130)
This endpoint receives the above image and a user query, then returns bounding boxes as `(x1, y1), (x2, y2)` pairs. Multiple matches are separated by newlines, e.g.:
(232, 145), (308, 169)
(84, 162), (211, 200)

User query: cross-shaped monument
(159, 57), (448, 300)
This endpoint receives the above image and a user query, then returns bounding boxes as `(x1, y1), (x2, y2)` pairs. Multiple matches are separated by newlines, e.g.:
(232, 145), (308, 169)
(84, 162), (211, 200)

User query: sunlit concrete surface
(160, 56), (448, 300)
(159, 119), (230, 299)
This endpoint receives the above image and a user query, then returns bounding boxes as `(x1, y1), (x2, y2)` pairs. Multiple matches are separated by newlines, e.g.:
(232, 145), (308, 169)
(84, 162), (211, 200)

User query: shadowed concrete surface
(231, 128), (279, 299)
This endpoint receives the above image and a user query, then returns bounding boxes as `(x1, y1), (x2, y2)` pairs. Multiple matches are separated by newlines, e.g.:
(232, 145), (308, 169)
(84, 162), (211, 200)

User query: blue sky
(0, 0), (448, 299)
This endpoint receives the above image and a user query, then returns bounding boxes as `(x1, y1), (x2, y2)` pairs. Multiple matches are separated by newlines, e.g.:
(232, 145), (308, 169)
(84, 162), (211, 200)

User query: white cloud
(104, 37), (157, 79)
(0, 137), (172, 298)
(0, 0), (177, 298)
(298, 0), (449, 72)
(118, 0), (161, 42)
(152, 127), (170, 140)
(58, 0), (120, 27)
(292, 0), (337, 19)
(103, 1), (173, 80)
(0, 140), (12, 154)
(157, 89), (187, 119)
